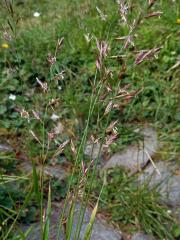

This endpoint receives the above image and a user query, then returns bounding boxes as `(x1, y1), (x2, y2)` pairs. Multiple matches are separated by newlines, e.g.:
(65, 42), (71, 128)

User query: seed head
(106, 120), (118, 133)
(47, 53), (56, 65)
(29, 130), (42, 145)
(20, 109), (30, 121)
(32, 110), (41, 121)
(96, 6), (107, 21)
(104, 101), (113, 115)
(135, 47), (162, 65)
(36, 77), (48, 92)
(70, 140), (77, 156)
(145, 11), (163, 18)
(2, 28), (12, 41)
(148, 0), (156, 8)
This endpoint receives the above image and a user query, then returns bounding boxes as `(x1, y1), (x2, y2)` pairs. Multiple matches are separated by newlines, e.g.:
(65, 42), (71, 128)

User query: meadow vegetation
(0, 0), (179, 239)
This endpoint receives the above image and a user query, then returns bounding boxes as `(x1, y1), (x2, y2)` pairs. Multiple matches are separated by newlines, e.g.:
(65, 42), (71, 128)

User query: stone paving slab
(17, 202), (122, 240)
(131, 232), (156, 240)
(0, 143), (13, 152)
(68, 203), (122, 240)
(138, 161), (180, 206)
(19, 162), (68, 181)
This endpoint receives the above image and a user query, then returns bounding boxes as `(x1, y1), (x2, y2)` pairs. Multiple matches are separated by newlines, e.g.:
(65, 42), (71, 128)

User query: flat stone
(131, 232), (155, 240)
(16, 224), (64, 240)
(19, 162), (67, 181)
(44, 166), (67, 180)
(170, 207), (180, 221)
(0, 143), (13, 152)
(138, 161), (180, 206)
(17, 202), (122, 240)
(68, 203), (122, 240)
(103, 127), (158, 173)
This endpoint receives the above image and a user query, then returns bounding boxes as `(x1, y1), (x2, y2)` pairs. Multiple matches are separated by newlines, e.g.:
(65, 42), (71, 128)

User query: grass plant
(0, 0), (179, 239)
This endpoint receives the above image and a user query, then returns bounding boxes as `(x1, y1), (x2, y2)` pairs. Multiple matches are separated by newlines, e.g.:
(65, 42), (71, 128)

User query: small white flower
(33, 12), (40, 17)
(9, 94), (16, 100)
(51, 113), (59, 121)
(167, 209), (172, 214)
(58, 86), (62, 91)
(134, 128), (140, 133)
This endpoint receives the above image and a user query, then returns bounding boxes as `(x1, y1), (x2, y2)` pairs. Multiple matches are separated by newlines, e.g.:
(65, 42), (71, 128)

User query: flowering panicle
(54, 70), (65, 82)
(70, 140), (77, 156)
(117, 0), (128, 24)
(145, 11), (163, 18)
(104, 132), (118, 148)
(123, 88), (143, 100)
(96, 6), (107, 21)
(29, 130), (42, 145)
(81, 161), (88, 176)
(124, 35), (134, 49)
(104, 101), (113, 115)
(36, 77), (48, 92)
(81, 159), (94, 177)
(96, 40), (109, 70)
(148, 0), (156, 8)
(90, 135), (100, 145)
(48, 98), (60, 112)
(135, 47), (162, 65)
(32, 110), (41, 121)
(106, 83), (113, 93)
(116, 35), (135, 49)
(57, 37), (64, 46)
(106, 120), (118, 133)
(48, 38), (64, 66)
(20, 109), (30, 122)
(116, 20), (136, 49)
(55, 37), (64, 55)
(115, 36), (129, 41)
(52, 140), (70, 159)
(48, 98), (60, 107)
(47, 53), (56, 65)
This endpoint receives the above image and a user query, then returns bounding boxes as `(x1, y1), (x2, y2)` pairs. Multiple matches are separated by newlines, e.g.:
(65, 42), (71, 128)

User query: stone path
(17, 162), (122, 239)
(103, 126), (180, 206)
(59, 202), (122, 240)
(131, 232), (155, 240)
(14, 126), (180, 239)
(0, 143), (13, 152)
(18, 202), (122, 240)
(138, 161), (180, 206)
(101, 126), (179, 238)
(19, 162), (68, 181)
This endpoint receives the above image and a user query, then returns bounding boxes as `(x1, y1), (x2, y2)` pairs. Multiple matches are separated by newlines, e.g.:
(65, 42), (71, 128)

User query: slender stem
(56, 71), (99, 239)
(74, 74), (122, 239)
(66, 82), (104, 240)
